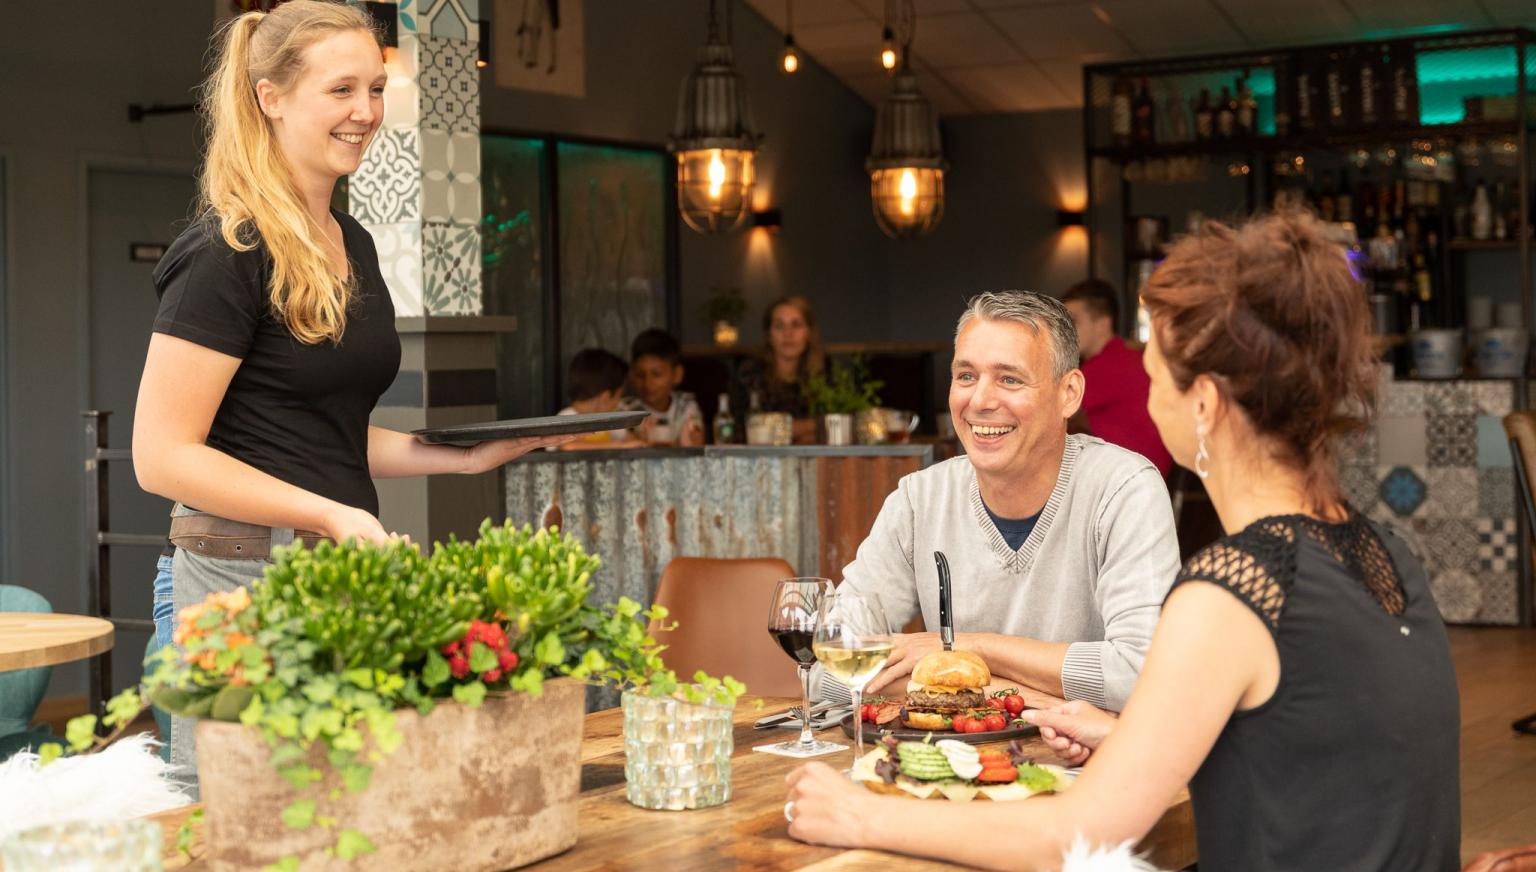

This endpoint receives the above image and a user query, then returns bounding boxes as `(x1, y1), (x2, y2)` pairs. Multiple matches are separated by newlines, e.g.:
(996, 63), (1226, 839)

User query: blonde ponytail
(198, 0), (378, 345)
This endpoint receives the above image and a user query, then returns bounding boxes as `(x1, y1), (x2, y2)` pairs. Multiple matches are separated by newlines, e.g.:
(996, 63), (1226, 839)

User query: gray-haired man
(827, 290), (1179, 712)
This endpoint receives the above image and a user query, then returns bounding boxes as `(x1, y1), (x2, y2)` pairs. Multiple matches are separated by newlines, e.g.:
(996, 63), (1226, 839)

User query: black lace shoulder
(1171, 513), (1406, 633)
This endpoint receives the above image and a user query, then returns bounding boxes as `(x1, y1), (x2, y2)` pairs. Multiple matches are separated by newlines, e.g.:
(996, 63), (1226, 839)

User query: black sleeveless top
(1171, 513), (1460, 872)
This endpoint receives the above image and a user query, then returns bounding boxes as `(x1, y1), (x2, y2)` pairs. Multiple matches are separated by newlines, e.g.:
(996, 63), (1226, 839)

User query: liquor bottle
(1193, 89), (1214, 141)
(1494, 181), (1510, 241)
(1216, 86), (1236, 139)
(1358, 45), (1381, 127)
(1324, 48), (1350, 129)
(1236, 76), (1257, 135)
(1388, 42), (1418, 125)
(1294, 58), (1318, 132)
(1163, 89), (1191, 143)
(1412, 253), (1432, 303)
(1471, 179), (1493, 240)
(1111, 74), (1134, 147)
(713, 393), (737, 445)
(1132, 77), (1156, 144)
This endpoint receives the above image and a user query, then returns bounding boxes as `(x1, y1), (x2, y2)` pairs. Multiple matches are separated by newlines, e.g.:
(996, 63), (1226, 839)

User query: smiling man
(829, 291), (1179, 712)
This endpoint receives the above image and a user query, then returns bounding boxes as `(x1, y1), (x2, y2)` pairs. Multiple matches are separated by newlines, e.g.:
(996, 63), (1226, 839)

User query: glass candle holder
(0, 818), (163, 871)
(622, 690), (734, 810)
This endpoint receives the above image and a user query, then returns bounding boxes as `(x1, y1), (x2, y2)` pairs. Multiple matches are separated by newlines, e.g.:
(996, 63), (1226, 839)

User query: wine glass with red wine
(758, 577), (842, 756)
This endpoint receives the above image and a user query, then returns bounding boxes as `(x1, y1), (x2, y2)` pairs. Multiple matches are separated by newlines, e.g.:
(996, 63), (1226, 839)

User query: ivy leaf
(261, 859), (300, 872)
(422, 650), (450, 688)
(65, 714), (98, 752)
(535, 632), (565, 666)
(451, 680), (487, 708)
(278, 763), (323, 789)
(176, 809), (203, 856)
(280, 799), (316, 829)
(37, 743), (64, 766)
(341, 762), (373, 793)
(468, 642), (497, 674)
(335, 829), (377, 861)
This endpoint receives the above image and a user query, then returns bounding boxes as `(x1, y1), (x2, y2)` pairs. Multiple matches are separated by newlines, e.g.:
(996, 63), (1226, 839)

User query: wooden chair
(647, 557), (805, 698)
(1501, 412), (1536, 736)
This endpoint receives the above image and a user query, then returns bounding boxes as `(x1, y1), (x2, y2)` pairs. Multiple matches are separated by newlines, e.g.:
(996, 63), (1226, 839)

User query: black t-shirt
(151, 211), (401, 516)
(1170, 514), (1460, 872)
(980, 497), (1040, 551)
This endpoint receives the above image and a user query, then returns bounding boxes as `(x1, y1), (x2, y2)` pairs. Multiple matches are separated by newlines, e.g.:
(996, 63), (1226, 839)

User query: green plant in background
(697, 285), (748, 326)
(55, 521), (744, 866)
(805, 355), (884, 416)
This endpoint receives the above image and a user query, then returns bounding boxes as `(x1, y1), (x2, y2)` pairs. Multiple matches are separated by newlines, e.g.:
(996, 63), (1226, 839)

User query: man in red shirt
(1062, 279), (1173, 477)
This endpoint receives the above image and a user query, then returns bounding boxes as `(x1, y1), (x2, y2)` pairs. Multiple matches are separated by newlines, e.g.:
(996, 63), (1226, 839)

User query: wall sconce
(361, 1), (399, 62)
(477, 20), (490, 69)
(1056, 209), (1086, 228)
(752, 209), (783, 232)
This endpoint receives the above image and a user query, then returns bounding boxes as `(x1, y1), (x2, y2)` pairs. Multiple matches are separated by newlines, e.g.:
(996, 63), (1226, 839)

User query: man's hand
(865, 632), (948, 695)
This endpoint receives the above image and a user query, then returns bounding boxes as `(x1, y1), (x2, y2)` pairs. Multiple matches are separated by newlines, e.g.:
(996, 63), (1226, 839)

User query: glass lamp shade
(676, 147), (756, 234)
(869, 166), (944, 239)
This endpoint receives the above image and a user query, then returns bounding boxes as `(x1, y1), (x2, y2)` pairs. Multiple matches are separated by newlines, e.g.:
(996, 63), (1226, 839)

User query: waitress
(735, 295), (825, 444)
(133, 0), (566, 778)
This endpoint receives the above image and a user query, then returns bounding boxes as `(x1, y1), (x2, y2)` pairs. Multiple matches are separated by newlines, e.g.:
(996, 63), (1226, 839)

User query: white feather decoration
(1060, 835), (1166, 872)
(0, 734), (192, 840)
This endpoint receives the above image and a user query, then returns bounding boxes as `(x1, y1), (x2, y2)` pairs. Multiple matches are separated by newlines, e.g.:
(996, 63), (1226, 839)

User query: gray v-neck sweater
(836, 434), (1180, 710)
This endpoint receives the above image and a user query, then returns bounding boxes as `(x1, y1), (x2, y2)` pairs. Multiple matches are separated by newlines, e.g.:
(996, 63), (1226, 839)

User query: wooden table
(151, 697), (1195, 870)
(0, 612), (114, 672)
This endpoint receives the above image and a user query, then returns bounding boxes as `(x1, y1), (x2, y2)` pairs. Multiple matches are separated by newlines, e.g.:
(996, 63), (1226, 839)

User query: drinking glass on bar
(813, 590), (892, 770)
(758, 577), (843, 757)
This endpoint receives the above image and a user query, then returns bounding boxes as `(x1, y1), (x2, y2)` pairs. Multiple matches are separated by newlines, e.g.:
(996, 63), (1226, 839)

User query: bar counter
(505, 444), (933, 610)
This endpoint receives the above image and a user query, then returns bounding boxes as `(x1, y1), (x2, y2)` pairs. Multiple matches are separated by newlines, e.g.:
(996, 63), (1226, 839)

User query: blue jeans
(152, 554), (176, 647)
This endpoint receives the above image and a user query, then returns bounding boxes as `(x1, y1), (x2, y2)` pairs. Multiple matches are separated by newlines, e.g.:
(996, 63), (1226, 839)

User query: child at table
(623, 329), (704, 447)
(557, 349), (645, 450)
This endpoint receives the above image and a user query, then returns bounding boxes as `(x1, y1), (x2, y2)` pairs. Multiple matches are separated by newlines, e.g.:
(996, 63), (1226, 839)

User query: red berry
(440, 641), (459, 656)
(497, 651), (518, 670)
(483, 668), (503, 682)
(449, 655), (470, 679)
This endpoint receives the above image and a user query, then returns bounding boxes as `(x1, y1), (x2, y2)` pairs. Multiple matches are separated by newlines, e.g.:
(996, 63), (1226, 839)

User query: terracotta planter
(195, 678), (587, 871)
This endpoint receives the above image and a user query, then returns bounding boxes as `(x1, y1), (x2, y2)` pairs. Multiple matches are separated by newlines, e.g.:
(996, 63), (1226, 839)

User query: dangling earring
(1194, 422), (1211, 480)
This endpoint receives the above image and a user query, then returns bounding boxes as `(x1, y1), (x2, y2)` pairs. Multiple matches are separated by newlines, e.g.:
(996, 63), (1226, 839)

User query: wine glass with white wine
(813, 590), (892, 772)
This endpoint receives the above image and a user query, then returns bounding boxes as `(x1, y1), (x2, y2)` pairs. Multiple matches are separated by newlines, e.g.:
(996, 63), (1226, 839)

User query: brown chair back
(1505, 412), (1536, 524)
(647, 557), (804, 698)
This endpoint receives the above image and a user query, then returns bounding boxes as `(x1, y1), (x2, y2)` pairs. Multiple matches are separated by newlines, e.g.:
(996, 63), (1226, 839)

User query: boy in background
(558, 348), (644, 449)
(624, 329), (705, 446)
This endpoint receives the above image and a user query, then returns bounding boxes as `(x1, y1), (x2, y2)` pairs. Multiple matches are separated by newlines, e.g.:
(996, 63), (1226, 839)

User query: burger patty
(905, 689), (985, 710)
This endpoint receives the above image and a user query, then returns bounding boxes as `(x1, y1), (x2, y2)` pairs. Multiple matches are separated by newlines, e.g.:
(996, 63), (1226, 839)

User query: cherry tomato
(950, 715), (973, 733)
(1003, 693), (1026, 717)
(985, 697), (1007, 710)
(860, 703), (874, 723)
(982, 712), (1007, 732)
(965, 717), (990, 734)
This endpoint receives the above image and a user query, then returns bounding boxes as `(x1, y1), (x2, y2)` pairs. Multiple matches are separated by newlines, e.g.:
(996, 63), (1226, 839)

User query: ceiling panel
(1094, 0), (1251, 55)
(1208, 0), (1362, 47)
(985, 3), (1139, 58)
(1033, 56), (1088, 105)
(745, 0), (869, 28)
(795, 20), (889, 54)
(942, 62), (1073, 112)
(1339, 0), (1493, 32)
(1479, 0), (1536, 26)
(905, 13), (1029, 66)
(849, 0), (976, 16)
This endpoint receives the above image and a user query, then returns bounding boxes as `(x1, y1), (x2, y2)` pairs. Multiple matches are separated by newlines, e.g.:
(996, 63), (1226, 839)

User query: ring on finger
(783, 800), (796, 823)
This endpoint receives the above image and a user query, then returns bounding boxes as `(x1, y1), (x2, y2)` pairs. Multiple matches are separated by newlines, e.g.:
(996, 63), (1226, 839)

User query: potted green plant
(698, 286), (748, 346)
(75, 521), (740, 871)
(803, 357), (884, 445)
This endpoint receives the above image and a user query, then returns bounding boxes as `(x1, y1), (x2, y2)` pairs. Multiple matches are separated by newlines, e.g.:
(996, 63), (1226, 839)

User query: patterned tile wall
(1344, 373), (1520, 624)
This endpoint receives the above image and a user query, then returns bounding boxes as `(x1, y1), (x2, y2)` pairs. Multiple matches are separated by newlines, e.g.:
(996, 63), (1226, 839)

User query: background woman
(736, 295), (825, 443)
(134, 0), (567, 779)
(782, 210), (1460, 871)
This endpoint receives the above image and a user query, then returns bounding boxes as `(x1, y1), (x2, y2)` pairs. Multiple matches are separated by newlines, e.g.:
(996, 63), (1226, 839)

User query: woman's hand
(461, 434), (576, 472)
(784, 762), (874, 848)
(321, 505), (398, 546)
(1021, 700), (1118, 766)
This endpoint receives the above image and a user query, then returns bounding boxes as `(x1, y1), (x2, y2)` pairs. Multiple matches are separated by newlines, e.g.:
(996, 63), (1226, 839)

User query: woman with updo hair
(782, 209), (1460, 871)
(134, 0), (567, 781)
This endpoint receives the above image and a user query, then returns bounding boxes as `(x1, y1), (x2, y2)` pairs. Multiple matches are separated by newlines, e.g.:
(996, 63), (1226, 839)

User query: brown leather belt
(168, 513), (329, 561)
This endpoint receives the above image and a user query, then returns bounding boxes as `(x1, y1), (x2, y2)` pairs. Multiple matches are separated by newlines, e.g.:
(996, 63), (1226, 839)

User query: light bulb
(898, 168), (917, 216)
(708, 150), (726, 201)
(781, 43), (800, 74)
(880, 27), (897, 70)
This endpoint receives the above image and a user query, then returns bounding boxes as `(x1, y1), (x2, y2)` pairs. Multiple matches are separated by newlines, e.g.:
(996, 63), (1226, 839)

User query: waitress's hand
(462, 435), (576, 472)
(322, 505), (399, 546)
